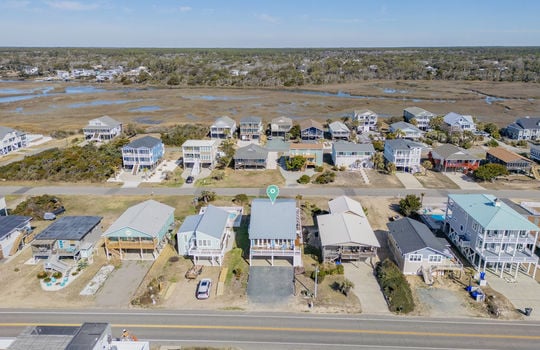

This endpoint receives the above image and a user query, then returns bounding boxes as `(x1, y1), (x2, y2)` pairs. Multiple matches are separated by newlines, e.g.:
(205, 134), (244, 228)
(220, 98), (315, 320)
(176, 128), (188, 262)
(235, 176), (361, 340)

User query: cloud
(44, 1), (99, 11)
(179, 6), (191, 12)
(1, 0), (31, 8)
(255, 13), (279, 24)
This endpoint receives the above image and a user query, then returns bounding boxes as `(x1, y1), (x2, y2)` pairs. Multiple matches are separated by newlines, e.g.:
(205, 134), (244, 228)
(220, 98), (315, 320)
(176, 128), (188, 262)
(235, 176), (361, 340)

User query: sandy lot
(2, 80), (540, 135)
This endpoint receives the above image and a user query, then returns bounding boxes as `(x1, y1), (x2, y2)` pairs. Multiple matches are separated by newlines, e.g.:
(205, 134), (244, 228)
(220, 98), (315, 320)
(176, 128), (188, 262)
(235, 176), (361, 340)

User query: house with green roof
(444, 194), (539, 279)
(103, 200), (175, 260)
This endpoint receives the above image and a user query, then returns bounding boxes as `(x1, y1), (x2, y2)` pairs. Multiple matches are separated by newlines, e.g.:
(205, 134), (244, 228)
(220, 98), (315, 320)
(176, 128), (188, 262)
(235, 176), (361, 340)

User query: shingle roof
(212, 116), (236, 128)
(249, 199), (297, 239)
(318, 212), (380, 247)
(329, 121), (350, 133)
(449, 194), (540, 231)
(266, 138), (291, 152)
(387, 217), (448, 255)
(384, 139), (424, 150)
(104, 200), (174, 238)
(354, 109), (376, 116)
(333, 141), (375, 153)
(271, 116), (293, 125)
(515, 117), (540, 130)
(240, 116), (262, 124)
(444, 112), (474, 125)
(390, 121), (422, 133)
(94, 115), (121, 127)
(35, 216), (102, 241)
(0, 215), (32, 240)
(299, 119), (324, 131)
(431, 144), (480, 161)
(487, 147), (531, 164)
(234, 143), (268, 160)
(125, 135), (162, 149)
(182, 139), (218, 147)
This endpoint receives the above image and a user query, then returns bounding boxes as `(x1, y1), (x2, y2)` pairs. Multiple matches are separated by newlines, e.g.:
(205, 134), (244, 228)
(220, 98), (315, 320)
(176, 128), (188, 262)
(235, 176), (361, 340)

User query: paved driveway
(343, 261), (391, 314)
(247, 266), (294, 304)
(444, 172), (485, 190)
(487, 271), (540, 320)
(95, 260), (152, 307)
(395, 172), (424, 189)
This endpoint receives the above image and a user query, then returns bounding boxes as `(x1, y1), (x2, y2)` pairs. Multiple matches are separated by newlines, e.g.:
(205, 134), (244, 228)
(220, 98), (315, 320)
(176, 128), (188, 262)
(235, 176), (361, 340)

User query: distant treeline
(1, 47), (539, 85)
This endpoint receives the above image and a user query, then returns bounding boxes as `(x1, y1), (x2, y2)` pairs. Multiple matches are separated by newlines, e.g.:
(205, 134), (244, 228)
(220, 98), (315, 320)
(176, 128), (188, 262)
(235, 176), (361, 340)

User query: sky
(0, 0), (539, 47)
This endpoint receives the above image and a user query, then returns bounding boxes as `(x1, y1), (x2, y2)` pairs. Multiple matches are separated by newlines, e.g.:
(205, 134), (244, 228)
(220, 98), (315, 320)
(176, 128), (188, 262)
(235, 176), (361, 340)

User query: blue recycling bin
(480, 272), (486, 280)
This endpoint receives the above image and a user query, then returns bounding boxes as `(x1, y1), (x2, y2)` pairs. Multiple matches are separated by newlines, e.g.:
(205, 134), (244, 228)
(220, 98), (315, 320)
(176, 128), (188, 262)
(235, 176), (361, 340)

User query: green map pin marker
(266, 185), (279, 204)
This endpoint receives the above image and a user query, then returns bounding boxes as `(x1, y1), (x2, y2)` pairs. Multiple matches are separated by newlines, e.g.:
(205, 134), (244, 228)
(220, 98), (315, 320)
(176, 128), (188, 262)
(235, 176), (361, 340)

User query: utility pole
(314, 265), (319, 298)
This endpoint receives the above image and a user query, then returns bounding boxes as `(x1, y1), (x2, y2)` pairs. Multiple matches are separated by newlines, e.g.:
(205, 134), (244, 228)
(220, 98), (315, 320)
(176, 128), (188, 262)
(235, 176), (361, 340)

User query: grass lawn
(196, 168), (285, 188)
(414, 170), (460, 189)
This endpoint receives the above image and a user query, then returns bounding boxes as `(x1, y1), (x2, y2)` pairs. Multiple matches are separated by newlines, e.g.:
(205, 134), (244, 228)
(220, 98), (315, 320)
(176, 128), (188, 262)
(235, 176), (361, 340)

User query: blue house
(122, 136), (164, 174)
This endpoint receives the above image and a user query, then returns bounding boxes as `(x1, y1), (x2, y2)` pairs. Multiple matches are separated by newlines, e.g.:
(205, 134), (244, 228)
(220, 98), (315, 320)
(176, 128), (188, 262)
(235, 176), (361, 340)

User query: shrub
(399, 194), (422, 217)
(314, 165), (324, 172)
(71, 271), (79, 276)
(52, 271), (63, 279)
(43, 277), (51, 283)
(297, 174), (311, 184)
(311, 269), (326, 283)
(375, 259), (415, 314)
(313, 171), (335, 184)
(37, 271), (48, 279)
(232, 194), (249, 205)
(168, 256), (180, 263)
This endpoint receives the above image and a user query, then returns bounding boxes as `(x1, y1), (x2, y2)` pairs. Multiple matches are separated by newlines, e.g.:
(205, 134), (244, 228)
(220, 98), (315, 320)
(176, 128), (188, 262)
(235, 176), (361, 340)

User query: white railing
(250, 249), (300, 257)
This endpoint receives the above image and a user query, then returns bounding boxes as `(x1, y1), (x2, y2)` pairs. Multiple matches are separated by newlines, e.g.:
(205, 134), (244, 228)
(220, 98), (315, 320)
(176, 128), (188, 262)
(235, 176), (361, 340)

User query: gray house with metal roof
(210, 116), (237, 139)
(318, 196), (380, 262)
(83, 115), (122, 142)
(387, 217), (462, 276)
(0, 215), (32, 259)
(240, 116), (263, 141)
(103, 200), (175, 260)
(270, 116), (293, 137)
(234, 143), (269, 170)
(332, 142), (375, 169)
(329, 121), (350, 140)
(248, 198), (302, 266)
(177, 205), (233, 266)
(389, 121), (424, 140)
(403, 107), (435, 131)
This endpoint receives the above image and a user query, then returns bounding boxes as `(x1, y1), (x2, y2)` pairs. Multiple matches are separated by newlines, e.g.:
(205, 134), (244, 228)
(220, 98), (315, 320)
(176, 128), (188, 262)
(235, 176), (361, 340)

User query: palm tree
(371, 152), (385, 172)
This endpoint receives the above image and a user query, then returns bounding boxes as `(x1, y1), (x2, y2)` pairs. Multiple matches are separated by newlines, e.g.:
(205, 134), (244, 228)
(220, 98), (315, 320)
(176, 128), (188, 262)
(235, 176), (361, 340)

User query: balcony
(250, 248), (301, 257)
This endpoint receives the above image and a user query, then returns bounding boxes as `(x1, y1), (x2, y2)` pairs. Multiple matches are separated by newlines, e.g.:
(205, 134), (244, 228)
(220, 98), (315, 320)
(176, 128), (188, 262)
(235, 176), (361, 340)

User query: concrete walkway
(444, 172), (485, 190)
(395, 172), (424, 189)
(343, 261), (390, 314)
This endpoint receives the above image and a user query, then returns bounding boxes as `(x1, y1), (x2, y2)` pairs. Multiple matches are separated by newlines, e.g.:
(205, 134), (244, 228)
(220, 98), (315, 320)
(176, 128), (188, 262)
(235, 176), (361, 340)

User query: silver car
(196, 278), (212, 299)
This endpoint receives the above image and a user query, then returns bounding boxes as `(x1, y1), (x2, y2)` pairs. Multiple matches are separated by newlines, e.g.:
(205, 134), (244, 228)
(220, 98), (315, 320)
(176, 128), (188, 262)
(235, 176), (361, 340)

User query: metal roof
(329, 121), (350, 133)
(384, 139), (424, 150)
(354, 109), (377, 116)
(318, 212), (380, 247)
(431, 144), (480, 161)
(329, 196), (365, 217)
(182, 139), (218, 147)
(65, 323), (108, 350)
(249, 199), (297, 240)
(0, 215), (31, 240)
(234, 143), (269, 160)
(271, 116), (293, 125)
(0, 126), (19, 139)
(104, 200), (174, 238)
(35, 216), (102, 241)
(387, 217), (448, 255)
(443, 112), (474, 125)
(195, 205), (229, 239)
(212, 116), (236, 128)
(266, 138), (290, 152)
(240, 116), (262, 124)
(389, 121), (422, 133)
(333, 141), (375, 153)
(449, 194), (540, 231)
(124, 135), (162, 149)
(91, 115), (121, 127)
(403, 106), (435, 117)
(515, 116), (540, 130)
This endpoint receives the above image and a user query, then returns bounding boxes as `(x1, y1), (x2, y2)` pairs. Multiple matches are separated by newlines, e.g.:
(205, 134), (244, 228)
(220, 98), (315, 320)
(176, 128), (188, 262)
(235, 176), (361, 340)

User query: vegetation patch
(375, 259), (415, 314)
(12, 195), (64, 220)
(0, 138), (128, 182)
(160, 124), (208, 146)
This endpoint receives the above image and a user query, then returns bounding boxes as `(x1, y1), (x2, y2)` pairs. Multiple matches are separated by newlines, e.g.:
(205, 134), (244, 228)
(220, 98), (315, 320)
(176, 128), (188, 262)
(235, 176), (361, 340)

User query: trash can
(524, 307), (533, 316)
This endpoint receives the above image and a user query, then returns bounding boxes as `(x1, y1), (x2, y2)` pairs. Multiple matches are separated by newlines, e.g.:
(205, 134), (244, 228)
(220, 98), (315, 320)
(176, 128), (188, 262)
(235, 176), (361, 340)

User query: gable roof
(271, 116), (293, 125)
(125, 135), (162, 149)
(240, 116), (262, 124)
(515, 116), (540, 130)
(212, 116), (236, 128)
(385, 139), (424, 150)
(390, 121), (422, 133)
(195, 205), (229, 239)
(487, 147), (532, 164)
(404, 106), (435, 117)
(329, 196), (365, 217)
(387, 217), (448, 255)
(266, 138), (291, 152)
(182, 139), (218, 147)
(449, 194), (540, 231)
(234, 143), (268, 160)
(289, 143), (324, 150)
(249, 199), (297, 239)
(0, 126), (18, 139)
(104, 200), (174, 238)
(317, 212), (380, 247)
(444, 112), (474, 125)
(0, 215), (32, 240)
(431, 144), (480, 161)
(299, 119), (324, 131)
(92, 115), (121, 127)
(329, 121), (350, 133)
(354, 109), (377, 116)
(333, 141), (375, 153)
(35, 216), (102, 241)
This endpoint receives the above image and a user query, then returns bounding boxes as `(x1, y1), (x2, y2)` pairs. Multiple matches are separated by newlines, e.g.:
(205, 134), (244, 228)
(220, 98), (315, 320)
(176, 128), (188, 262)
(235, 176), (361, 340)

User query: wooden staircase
(8, 232), (25, 256)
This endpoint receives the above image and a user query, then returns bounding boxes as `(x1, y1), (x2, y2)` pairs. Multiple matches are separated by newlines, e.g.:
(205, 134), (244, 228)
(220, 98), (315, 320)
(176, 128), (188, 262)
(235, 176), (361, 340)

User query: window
(428, 255), (442, 263)
(408, 254), (422, 262)
(472, 222), (478, 232)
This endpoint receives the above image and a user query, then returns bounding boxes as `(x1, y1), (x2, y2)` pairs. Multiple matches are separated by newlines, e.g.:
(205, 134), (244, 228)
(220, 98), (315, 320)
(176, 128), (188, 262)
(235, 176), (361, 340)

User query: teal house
(103, 200), (175, 260)
(288, 143), (324, 167)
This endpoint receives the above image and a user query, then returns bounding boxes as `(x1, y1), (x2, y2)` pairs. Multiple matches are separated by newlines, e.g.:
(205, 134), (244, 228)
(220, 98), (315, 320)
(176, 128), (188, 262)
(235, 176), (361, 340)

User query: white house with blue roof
(444, 194), (539, 279)
(248, 198), (302, 266)
(177, 205), (232, 266)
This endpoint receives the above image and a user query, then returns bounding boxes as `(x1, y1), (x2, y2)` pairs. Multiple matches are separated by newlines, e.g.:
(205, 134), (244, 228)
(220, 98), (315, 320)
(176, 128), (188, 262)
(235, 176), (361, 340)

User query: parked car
(43, 212), (56, 220)
(196, 278), (212, 299)
(186, 176), (194, 184)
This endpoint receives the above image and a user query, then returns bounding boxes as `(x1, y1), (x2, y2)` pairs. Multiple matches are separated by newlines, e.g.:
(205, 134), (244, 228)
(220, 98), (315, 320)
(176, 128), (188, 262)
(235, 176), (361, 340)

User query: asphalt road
(1, 184), (540, 200)
(0, 309), (539, 349)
